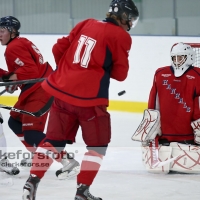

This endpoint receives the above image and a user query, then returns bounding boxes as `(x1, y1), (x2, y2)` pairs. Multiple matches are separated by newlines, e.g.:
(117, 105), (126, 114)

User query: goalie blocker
(131, 109), (161, 143)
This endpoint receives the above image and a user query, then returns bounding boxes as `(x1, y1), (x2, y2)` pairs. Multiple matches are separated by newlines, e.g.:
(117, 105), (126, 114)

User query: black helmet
(109, 0), (139, 30)
(0, 16), (20, 35)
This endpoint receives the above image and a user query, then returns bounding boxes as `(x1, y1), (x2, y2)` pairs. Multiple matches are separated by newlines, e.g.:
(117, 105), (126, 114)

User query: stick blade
(32, 96), (54, 117)
(151, 155), (180, 169)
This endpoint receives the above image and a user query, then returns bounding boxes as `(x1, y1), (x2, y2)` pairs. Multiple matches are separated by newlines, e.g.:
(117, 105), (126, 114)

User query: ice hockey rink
(1, 109), (200, 200)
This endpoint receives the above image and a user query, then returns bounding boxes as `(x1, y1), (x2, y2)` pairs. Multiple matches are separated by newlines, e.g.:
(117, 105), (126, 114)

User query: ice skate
(22, 174), (40, 200)
(56, 153), (80, 180)
(20, 158), (33, 169)
(0, 157), (20, 175)
(75, 184), (102, 200)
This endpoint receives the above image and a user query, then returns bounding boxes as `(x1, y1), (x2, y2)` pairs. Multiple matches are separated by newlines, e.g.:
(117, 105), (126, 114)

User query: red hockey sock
(77, 150), (103, 186)
(30, 142), (57, 179)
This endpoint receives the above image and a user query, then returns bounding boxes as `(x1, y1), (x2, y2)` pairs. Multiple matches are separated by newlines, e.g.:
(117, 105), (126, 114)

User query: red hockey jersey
(148, 66), (200, 142)
(42, 18), (132, 107)
(4, 37), (53, 103)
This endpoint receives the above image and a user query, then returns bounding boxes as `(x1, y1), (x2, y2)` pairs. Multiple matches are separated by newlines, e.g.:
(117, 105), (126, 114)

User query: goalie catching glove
(191, 118), (200, 145)
(132, 109), (161, 144)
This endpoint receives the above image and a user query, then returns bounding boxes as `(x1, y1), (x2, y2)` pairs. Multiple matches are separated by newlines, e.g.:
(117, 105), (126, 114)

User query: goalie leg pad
(170, 142), (200, 173)
(191, 118), (200, 145)
(141, 144), (172, 174)
(132, 109), (161, 142)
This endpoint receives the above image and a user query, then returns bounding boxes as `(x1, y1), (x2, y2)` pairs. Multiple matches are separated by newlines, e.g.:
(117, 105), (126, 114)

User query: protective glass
(121, 13), (139, 28)
(130, 16), (139, 28)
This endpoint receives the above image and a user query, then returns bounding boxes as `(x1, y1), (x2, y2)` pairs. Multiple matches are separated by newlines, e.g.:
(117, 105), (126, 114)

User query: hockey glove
(132, 109), (162, 143)
(1, 72), (14, 82)
(5, 85), (18, 94)
(191, 119), (200, 145)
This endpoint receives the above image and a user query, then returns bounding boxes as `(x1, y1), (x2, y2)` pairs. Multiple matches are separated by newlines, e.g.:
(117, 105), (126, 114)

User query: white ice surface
(0, 110), (200, 200)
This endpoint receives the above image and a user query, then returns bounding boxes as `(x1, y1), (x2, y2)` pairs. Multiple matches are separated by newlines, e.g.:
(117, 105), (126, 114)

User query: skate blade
(57, 166), (80, 180)
(22, 189), (31, 200)
(75, 196), (86, 200)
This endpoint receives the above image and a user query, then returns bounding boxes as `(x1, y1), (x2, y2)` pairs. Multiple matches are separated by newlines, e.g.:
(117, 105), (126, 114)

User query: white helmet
(170, 42), (195, 77)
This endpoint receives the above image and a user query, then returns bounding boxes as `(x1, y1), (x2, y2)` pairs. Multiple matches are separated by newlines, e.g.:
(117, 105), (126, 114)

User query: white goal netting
(188, 43), (200, 68)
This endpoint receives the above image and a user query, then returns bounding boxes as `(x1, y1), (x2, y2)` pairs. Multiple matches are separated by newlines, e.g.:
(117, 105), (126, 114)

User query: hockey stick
(0, 96), (54, 117)
(0, 78), (45, 87)
(150, 138), (179, 168)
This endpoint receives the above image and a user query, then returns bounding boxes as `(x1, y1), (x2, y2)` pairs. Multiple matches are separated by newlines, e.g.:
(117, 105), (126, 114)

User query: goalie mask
(0, 16), (21, 36)
(171, 42), (195, 77)
(109, 0), (139, 31)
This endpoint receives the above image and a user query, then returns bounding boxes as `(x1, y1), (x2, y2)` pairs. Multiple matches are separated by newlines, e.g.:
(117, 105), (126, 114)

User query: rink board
(0, 96), (147, 113)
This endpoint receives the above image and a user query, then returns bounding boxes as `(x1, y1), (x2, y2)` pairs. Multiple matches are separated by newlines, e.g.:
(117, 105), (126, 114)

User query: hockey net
(188, 43), (200, 68)
(173, 43), (200, 68)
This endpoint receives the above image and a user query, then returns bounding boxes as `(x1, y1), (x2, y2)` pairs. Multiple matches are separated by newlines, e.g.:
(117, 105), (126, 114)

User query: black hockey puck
(118, 90), (126, 96)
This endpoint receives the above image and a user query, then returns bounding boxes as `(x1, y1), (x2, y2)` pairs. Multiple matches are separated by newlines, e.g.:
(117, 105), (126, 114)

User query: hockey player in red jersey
(132, 42), (200, 173)
(0, 16), (80, 178)
(149, 43), (200, 143)
(0, 15), (53, 153)
(22, 0), (139, 199)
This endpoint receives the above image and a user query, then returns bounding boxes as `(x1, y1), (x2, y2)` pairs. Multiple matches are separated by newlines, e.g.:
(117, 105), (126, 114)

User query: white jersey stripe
(83, 155), (102, 165)
(19, 136), (24, 141)
(36, 147), (54, 160)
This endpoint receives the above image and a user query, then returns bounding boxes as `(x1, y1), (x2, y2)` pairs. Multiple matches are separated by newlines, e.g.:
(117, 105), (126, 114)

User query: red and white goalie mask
(170, 42), (195, 77)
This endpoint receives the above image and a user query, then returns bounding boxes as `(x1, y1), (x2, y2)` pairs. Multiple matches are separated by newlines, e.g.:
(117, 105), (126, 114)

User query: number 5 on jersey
(73, 35), (96, 68)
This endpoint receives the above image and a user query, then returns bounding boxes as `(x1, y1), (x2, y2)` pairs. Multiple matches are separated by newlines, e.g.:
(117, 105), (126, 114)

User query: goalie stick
(150, 138), (179, 168)
(0, 78), (45, 87)
(0, 96), (54, 117)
